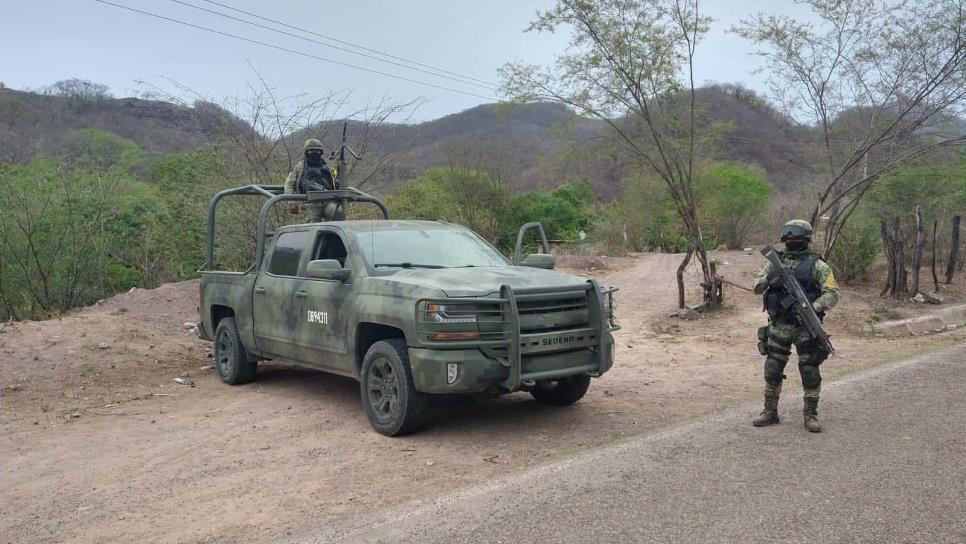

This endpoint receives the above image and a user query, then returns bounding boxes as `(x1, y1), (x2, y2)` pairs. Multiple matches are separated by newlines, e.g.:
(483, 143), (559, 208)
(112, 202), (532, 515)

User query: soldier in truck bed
(752, 220), (839, 433)
(284, 138), (344, 222)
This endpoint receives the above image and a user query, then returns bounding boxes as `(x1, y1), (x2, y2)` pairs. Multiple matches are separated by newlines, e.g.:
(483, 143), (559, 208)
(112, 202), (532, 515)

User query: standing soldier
(284, 138), (344, 222)
(752, 220), (839, 432)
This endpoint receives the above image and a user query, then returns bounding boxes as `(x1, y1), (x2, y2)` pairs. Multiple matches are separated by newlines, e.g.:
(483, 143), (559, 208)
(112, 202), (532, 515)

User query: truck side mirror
(521, 253), (555, 270)
(307, 259), (351, 282)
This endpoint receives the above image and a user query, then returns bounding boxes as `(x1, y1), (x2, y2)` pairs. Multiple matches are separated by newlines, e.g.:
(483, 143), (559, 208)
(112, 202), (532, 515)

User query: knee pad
(800, 364), (822, 389)
(764, 358), (786, 386)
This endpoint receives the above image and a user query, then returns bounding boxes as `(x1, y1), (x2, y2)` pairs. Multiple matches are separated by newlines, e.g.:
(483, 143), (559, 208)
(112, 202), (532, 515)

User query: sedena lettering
(542, 336), (577, 346)
(307, 310), (329, 325)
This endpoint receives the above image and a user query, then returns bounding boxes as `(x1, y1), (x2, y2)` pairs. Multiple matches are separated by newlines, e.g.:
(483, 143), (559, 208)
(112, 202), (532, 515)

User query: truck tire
(360, 339), (427, 436)
(530, 374), (591, 406)
(214, 317), (257, 385)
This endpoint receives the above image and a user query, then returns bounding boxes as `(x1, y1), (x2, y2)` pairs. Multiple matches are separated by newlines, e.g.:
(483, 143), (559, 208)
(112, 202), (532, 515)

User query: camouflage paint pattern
(200, 220), (616, 394)
(284, 160), (343, 221)
(753, 250), (839, 313)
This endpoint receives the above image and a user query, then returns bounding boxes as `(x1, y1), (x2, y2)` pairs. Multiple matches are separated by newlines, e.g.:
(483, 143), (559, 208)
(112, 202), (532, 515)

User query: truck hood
(382, 266), (589, 297)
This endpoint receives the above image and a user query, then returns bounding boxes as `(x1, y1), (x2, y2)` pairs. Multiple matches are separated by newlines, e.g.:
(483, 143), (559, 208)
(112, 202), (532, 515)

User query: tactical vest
(297, 160), (335, 193)
(764, 251), (825, 323)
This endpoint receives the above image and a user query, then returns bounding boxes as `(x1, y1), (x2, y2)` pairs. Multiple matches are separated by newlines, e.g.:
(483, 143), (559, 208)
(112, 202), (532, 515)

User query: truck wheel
(214, 317), (257, 385)
(360, 339), (427, 436)
(530, 374), (591, 406)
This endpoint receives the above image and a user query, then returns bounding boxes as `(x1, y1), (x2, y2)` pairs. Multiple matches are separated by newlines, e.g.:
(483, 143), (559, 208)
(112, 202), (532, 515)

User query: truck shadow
(251, 363), (596, 437)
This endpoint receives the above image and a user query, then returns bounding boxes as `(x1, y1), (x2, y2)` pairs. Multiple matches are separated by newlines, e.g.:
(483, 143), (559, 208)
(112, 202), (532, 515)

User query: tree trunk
(946, 215), (960, 284)
(931, 219), (940, 293)
(879, 220), (894, 297)
(681, 209), (722, 310)
(880, 217), (908, 298)
(676, 247), (694, 310)
(909, 206), (924, 297)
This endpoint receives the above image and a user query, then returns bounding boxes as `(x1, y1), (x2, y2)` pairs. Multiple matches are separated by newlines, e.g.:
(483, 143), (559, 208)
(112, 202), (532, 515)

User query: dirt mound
(0, 280), (205, 425)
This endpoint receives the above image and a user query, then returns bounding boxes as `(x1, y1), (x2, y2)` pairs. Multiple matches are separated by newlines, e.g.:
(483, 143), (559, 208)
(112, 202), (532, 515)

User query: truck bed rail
(202, 185), (389, 271)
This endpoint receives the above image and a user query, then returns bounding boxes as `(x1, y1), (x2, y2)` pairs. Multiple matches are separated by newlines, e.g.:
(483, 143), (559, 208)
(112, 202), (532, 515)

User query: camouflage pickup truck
(198, 186), (618, 435)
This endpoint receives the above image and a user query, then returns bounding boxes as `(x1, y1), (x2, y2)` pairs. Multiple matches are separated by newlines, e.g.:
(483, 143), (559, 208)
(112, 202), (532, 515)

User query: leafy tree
(0, 159), (157, 320)
(597, 175), (687, 253)
(387, 166), (508, 243)
(826, 208), (881, 285)
(696, 162), (772, 249)
(387, 170), (595, 253)
(61, 128), (147, 171)
(736, 0), (966, 254)
(502, 0), (724, 309)
(506, 181), (595, 246)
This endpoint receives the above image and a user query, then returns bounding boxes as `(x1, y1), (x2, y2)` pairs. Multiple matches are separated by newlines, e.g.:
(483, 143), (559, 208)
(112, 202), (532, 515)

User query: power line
(167, 0), (499, 92)
(91, 0), (499, 101)
(199, 0), (498, 89)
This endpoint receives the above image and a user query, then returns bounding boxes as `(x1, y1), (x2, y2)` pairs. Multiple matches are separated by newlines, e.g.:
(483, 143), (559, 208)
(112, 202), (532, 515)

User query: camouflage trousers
(302, 202), (345, 222)
(757, 321), (828, 389)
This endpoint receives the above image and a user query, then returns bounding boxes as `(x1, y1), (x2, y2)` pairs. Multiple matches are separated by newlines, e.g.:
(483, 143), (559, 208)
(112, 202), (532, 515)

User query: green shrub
(827, 210), (880, 284)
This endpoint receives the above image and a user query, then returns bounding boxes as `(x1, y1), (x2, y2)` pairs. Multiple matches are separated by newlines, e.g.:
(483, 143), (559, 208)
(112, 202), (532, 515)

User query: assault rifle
(761, 244), (835, 355)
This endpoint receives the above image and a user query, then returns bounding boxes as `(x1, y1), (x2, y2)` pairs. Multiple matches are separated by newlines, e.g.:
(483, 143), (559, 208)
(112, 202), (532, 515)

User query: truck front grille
(516, 292), (590, 334)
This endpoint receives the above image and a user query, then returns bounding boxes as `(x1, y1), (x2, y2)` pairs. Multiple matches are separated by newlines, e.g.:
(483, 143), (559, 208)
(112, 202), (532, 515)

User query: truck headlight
(426, 303), (477, 324)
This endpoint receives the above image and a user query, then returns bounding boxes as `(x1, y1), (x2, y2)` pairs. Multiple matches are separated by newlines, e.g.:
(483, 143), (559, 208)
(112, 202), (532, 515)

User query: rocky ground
(2, 250), (964, 543)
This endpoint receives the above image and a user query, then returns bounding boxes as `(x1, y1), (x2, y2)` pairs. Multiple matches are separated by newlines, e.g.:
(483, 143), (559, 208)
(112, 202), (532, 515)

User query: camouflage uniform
(284, 138), (344, 222)
(752, 220), (839, 432)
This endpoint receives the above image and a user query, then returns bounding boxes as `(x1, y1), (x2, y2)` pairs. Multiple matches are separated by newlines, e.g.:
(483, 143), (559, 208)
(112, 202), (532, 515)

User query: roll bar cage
(203, 185), (389, 271)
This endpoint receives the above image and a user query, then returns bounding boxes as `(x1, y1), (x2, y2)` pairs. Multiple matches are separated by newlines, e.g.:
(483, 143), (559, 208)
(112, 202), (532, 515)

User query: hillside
(0, 83), (814, 196)
(0, 88), (246, 163)
(298, 86), (815, 195)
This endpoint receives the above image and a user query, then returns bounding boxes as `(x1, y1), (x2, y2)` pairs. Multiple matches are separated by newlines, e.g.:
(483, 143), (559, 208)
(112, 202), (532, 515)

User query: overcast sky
(0, 0), (814, 121)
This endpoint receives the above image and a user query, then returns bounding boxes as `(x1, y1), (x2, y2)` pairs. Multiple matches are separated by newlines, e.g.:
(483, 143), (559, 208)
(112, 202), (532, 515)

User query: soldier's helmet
(780, 219), (813, 241)
(303, 138), (324, 153)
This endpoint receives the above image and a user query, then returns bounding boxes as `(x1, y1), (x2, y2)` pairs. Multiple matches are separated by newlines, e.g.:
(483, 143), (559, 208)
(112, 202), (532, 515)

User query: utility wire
(199, 0), (498, 89)
(91, 0), (499, 101)
(168, 0), (499, 92)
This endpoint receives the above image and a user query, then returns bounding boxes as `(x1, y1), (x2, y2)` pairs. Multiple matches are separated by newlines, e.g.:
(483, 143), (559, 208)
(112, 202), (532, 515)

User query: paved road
(293, 343), (966, 544)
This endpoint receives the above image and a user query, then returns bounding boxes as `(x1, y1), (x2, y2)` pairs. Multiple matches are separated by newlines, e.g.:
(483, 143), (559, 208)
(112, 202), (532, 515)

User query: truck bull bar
(416, 281), (620, 391)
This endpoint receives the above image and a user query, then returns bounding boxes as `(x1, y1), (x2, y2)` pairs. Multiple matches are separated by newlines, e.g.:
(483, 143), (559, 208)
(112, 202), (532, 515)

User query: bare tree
(502, 0), (723, 309)
(737, 0), (966, 254)
(45, 78), (112, 103)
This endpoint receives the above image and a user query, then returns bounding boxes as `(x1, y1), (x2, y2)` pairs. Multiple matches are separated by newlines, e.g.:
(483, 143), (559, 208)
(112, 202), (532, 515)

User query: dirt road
(299, 342), (966, 544)
(1, 251), (962, 543)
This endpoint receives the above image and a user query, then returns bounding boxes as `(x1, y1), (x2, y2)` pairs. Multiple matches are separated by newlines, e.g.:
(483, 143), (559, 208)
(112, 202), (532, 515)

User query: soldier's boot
(752, 383), (782, 427)
(803, 388), (822, 433)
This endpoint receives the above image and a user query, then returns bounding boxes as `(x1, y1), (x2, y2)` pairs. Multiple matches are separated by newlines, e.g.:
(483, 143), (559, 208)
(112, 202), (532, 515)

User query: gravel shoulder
(296, 341), (966, 544)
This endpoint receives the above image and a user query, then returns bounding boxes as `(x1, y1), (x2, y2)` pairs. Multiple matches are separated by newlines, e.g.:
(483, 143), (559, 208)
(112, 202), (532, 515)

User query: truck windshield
(356, 228), (509, 269)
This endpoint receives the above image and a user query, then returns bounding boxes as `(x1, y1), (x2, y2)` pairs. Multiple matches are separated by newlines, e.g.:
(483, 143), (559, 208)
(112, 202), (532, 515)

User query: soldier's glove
(766, 270), (783, 288)
(287, 203), (300, 215)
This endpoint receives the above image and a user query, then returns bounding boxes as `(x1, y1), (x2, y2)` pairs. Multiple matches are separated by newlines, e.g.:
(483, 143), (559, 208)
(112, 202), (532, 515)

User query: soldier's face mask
(784, 238), (809, 253)
(305, 151), (323, 167)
